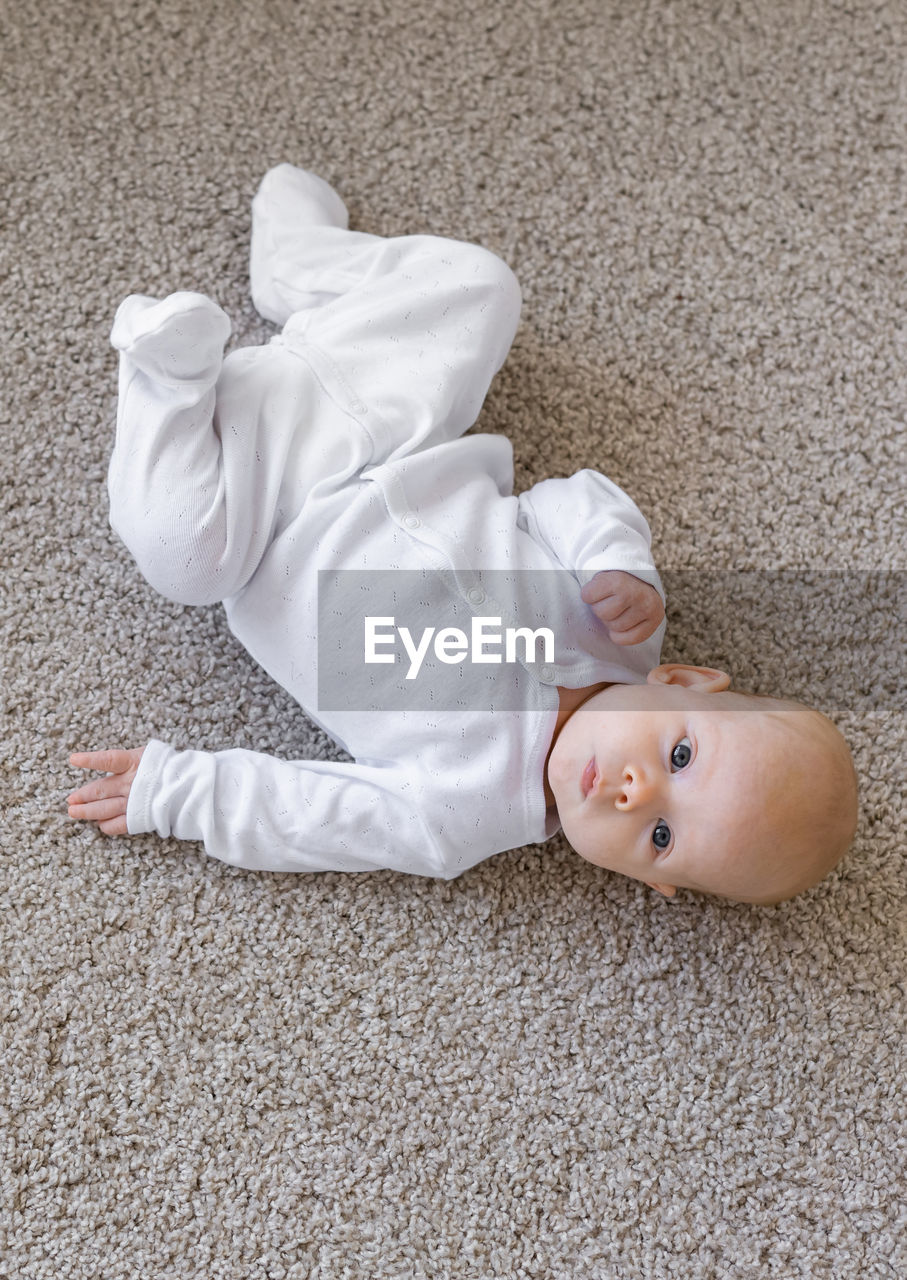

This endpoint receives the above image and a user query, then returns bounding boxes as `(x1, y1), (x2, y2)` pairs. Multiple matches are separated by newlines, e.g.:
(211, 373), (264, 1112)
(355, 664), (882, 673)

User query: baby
(67, 165), (858, 904)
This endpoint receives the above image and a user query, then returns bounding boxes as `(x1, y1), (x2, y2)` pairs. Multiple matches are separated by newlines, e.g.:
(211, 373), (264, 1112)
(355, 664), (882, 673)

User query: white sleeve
(517, 469), (664, 600)
(127, 739), (453, 877)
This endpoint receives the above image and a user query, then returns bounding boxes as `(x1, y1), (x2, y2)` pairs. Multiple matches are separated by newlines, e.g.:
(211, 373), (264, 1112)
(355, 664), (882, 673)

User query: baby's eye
(670, 737), (692, 771)
(652, 821), (672, 851)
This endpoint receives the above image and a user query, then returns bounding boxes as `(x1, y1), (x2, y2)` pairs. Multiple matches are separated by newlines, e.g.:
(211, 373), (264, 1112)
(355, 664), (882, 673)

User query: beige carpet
(2, 1), (905, 1276)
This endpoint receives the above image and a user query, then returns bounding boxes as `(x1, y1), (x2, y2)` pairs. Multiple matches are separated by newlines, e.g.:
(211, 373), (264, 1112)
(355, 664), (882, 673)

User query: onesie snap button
(539, 665), (556, 683)
(467, 587), (486, 606)
(403, 513), (421, 529)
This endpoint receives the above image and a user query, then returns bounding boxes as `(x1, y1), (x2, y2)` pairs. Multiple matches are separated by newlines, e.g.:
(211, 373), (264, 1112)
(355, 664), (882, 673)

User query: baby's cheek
(546, 745), (577, 803)
(563, 821), (612, 871)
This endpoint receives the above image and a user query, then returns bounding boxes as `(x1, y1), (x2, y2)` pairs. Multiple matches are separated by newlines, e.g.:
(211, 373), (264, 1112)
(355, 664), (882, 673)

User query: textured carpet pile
(1, 2), (904, 1276)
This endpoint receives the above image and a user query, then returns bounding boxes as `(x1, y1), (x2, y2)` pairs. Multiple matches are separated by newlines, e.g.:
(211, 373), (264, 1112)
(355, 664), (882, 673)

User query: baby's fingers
(580, 571), (625, 606)
(70, 749), (139, 775)
(67, 763), (135, 802)
(609, 606), (665, 645)
(588, 593), (630, 624)
(68, 795), (128, 827)
(609, 618), (657, 646)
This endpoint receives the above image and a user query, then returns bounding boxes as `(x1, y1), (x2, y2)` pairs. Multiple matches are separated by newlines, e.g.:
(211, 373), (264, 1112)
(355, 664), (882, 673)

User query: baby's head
(546, 664), (858, 905)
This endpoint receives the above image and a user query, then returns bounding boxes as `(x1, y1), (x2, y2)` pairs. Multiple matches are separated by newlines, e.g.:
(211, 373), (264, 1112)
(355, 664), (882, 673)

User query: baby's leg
(107, 292), (288, 607)
(250, 164), (522, 461)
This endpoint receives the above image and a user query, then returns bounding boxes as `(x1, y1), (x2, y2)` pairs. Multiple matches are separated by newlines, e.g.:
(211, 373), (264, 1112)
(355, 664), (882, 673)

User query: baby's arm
(67, 741), (453, 877)
(517, 469), (665, 644)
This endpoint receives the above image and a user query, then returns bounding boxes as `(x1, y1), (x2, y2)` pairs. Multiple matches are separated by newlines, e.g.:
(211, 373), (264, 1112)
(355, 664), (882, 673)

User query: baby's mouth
(581, 757), (598, 798)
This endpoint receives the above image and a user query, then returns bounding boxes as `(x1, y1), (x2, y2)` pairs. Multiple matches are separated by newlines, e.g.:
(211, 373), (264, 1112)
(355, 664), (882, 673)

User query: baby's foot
(250, 164), (350, 324)
(110, 292), (232, 386)
(253, 163), (349, 234)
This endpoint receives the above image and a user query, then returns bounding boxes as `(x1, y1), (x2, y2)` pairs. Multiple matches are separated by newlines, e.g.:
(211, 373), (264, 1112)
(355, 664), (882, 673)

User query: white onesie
(109, 165), (664, 878)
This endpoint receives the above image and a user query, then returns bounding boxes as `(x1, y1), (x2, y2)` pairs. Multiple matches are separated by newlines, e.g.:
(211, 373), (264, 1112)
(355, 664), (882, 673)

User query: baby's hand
(67, 747), (146, 836)
(580, 570), (665, 645)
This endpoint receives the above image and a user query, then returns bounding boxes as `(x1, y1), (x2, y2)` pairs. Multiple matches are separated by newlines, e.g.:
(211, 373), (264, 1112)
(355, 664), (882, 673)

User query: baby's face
(546, 681), (831, 900)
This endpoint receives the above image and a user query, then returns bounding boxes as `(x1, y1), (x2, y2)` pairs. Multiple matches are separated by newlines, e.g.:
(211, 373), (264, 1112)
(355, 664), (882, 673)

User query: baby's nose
(614, 765), (655, 810)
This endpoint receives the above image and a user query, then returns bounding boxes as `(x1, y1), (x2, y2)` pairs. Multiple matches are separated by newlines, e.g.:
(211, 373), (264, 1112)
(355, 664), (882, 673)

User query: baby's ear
(645, 881), (677, 897)
(647, 663), (731, 692)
